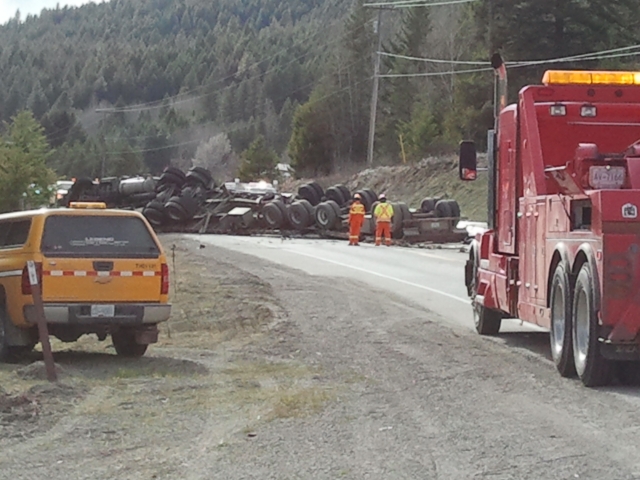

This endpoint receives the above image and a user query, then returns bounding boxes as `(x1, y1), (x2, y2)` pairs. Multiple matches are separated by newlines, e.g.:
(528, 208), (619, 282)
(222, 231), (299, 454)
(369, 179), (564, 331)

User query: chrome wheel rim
(551, 283), (564, 359)
(574, 288), (590, 375)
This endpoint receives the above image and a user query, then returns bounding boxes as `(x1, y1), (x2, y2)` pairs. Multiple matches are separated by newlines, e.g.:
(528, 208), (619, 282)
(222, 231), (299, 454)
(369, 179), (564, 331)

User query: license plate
(431, 222), (441, 229)
(91, 304), (115, 318)
(589, 166), (625, 189)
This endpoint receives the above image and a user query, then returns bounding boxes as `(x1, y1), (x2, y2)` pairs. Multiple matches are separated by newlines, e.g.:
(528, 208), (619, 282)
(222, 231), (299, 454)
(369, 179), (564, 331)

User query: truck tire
(189, 166), (213, 184)
(474, 302), (502, 335)
(435, 199), (453, 218)
(325, 187), (345, 207)
(363, 189), (377, 209)
(391, 202), (405, 239)
(308, 182), (324, 199)
(549, 263), (576, 377)
(421, 197), (437, 214)
(336, 185), (350, 203)
(572, 263), (613, 387)
(166, 196), (198, 222)
(299, 198), (314, 217)
(0, 305), (11, 362)
(354, 190), (372, 212)
(326, 199), (341, 219)
(469, 251), (501, 335)
(398, 202), (411, 221)
(163, 167), (186, 180)
(263, 202), (284, 228)
(159, 172), (185, 188)
(315, 202), (339, 230)
(298, 184), (320, 206)
(0, 305), (34, 361)
(185, 169), (211, 188)
(143, 201), (166, 227)
(446, 199), (461, 218)
(112, 330), (148, 358)
(289, 201), (312, 230)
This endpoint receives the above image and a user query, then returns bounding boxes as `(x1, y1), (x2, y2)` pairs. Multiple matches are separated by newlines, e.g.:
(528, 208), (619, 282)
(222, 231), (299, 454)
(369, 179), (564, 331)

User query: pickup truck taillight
(161, 263), (169, 295)
(21, 263), (42, 295)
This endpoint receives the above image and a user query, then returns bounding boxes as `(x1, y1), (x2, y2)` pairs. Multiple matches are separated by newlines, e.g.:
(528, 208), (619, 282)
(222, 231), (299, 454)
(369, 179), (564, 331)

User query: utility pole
(366, 8), (384, 167)
(95, 108), (116, 178)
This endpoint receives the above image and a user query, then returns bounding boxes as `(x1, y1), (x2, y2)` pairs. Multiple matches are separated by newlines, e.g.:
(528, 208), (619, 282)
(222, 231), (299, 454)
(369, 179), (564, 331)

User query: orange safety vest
(349, 201), (365, 225)
(374, 202), (393, 222)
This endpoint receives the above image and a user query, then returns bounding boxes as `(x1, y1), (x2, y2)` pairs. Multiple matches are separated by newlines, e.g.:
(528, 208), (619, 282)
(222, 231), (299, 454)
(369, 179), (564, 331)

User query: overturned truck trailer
(62, 169), (468, 244)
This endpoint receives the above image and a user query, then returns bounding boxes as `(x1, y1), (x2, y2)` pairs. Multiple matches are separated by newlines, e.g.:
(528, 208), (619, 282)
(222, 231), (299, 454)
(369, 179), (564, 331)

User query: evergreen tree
(27, 82), (51, 120)
(238, 135), (279, 181)
(378, 8), (431, 158)
(0, 111), (54, 212)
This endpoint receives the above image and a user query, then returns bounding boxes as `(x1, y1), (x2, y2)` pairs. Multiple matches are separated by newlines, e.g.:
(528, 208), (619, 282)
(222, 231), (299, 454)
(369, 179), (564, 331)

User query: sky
(0, 0), (96, 25)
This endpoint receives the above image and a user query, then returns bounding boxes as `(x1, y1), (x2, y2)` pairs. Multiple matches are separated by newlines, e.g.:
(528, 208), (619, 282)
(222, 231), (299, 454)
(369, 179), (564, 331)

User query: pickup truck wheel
(112, 331), (148, 358)
(0, 306), (10, 362)
(550, 264), (576, 377)
(572, 264), (613, 387)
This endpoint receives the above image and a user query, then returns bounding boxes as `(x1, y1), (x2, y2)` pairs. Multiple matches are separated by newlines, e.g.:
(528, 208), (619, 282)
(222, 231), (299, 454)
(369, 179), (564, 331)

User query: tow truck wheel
(473, 302), (502, 335)
(468, 245), (501, 335)
(572, 264), (613, 387)
(549, 264), (576, 377)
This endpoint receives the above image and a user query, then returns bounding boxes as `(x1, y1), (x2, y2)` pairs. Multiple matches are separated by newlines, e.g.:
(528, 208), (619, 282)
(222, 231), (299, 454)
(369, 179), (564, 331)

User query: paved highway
(190, 234), (545, 336)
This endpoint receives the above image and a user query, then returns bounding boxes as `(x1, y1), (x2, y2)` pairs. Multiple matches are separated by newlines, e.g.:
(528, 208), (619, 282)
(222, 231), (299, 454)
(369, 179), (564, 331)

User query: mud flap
(600, 341), (640, 361)
(465, 259), (474, 297)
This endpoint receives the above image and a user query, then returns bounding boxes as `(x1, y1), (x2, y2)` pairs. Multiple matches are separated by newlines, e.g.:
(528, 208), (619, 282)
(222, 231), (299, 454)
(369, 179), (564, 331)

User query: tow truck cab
(461, 67), (640, 386)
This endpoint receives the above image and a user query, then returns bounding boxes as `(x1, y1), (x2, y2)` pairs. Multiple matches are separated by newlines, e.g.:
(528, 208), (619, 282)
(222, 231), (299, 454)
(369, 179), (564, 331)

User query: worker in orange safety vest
(374, 193), (394, 246)
(348, 193), (366, 245)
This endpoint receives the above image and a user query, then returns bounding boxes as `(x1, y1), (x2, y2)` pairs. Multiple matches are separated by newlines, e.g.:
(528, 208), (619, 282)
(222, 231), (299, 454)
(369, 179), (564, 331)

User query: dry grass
(160, 240), (276, 348)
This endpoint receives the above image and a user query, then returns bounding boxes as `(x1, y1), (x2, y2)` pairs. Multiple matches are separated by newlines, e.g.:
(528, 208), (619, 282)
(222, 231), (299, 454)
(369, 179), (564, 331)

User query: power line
(364, 0), (478, 7)
(507, 44), (640, 67)
(377, 44), (640, 75)
(377, 47), (640, 78)
(379, 51), (490, 65)
(378, 67), (492, 78)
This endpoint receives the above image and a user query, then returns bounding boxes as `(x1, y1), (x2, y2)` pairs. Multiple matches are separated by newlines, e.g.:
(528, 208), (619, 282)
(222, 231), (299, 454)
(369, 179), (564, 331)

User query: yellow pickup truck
(0, 203), (171, 360)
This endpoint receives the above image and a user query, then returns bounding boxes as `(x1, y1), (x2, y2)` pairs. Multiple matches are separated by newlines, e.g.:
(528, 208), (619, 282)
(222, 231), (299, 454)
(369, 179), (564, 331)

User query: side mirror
(459, 141), (477, 181)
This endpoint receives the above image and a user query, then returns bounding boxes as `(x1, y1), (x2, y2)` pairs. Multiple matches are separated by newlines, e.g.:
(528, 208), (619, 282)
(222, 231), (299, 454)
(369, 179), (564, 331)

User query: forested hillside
(0, 0), (639, 187)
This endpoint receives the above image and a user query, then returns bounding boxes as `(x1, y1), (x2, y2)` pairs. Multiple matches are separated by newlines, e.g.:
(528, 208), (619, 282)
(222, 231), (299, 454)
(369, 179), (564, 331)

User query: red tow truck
(460, 56), (640, 386)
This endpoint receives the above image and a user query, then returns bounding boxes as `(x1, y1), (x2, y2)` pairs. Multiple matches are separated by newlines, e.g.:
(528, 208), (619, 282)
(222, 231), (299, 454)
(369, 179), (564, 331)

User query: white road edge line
(283, 248), (470, 304)
(407, 250), (464, 262)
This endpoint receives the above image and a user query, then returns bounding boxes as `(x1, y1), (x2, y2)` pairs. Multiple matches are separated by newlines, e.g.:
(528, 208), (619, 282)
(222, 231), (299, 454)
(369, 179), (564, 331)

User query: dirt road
(2, 235), (640, 479)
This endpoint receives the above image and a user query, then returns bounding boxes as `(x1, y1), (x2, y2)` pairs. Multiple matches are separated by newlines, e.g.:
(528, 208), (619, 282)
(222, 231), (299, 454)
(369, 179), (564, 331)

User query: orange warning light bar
(542, 70), (640, 86)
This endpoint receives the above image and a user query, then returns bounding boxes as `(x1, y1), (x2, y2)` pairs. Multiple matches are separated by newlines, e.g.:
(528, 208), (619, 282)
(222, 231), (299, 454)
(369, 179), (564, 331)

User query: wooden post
(399, 134), (407, 164)
(26, 261), (57, 382)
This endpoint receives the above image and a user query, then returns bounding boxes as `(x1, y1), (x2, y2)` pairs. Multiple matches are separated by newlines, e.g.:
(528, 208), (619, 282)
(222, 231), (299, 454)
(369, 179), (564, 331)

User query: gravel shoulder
(1, 234), (640, 479)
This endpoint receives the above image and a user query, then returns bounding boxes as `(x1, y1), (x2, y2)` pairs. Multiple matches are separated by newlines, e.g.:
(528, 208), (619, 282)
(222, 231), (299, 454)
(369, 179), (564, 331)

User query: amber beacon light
(542, 70), (640, 86)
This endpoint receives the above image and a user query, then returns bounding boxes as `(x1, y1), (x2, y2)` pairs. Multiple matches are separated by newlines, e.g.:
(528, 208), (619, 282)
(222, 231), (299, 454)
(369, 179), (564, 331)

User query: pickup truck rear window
(41, 215), (160, 258)
(0, 220), (32, 249)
